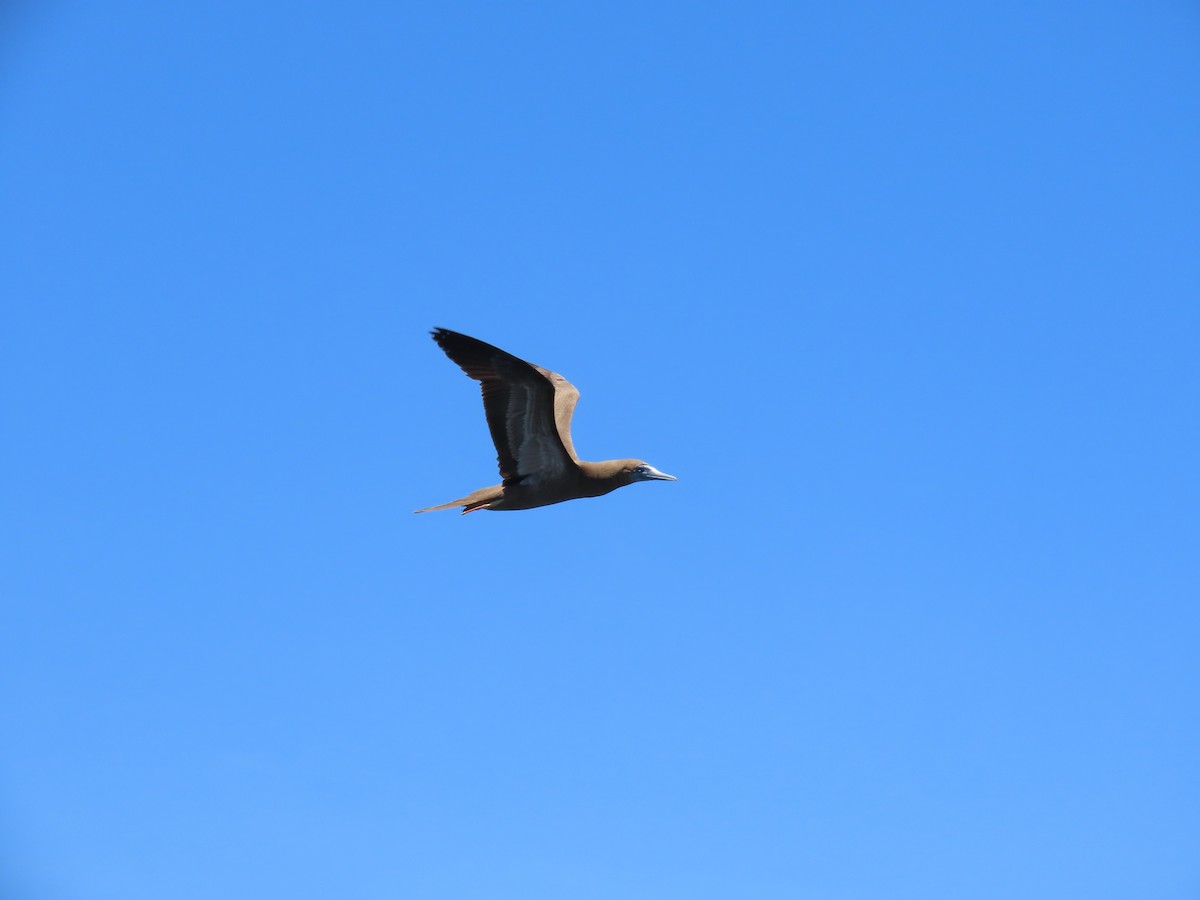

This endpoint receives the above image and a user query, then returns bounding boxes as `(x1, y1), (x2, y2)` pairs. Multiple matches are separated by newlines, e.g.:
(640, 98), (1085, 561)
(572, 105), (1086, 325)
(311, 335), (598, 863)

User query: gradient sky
(2, 3), (1198, 899)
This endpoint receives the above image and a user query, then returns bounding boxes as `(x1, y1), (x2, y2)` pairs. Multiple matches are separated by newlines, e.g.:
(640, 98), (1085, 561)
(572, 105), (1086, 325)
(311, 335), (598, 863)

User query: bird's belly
(492, 479), (583, 510)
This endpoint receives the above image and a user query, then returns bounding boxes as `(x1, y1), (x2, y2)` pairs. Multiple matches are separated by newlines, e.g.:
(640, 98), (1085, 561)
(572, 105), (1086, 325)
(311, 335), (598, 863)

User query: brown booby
(416, 328), (676, 514)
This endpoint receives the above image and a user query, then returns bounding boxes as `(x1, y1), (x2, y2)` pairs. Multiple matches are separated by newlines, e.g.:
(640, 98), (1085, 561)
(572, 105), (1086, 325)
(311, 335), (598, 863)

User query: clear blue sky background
(2, 2), (1197, 898)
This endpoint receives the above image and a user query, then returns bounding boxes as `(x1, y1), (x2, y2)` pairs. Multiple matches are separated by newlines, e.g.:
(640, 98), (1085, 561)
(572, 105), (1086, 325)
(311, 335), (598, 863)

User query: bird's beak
(640, 465), (677, 481)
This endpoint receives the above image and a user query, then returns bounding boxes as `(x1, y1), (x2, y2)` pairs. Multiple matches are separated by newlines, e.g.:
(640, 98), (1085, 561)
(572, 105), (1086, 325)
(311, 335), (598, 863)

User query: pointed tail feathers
(413, 485), (504, 515)
(413, 498), (468, 514)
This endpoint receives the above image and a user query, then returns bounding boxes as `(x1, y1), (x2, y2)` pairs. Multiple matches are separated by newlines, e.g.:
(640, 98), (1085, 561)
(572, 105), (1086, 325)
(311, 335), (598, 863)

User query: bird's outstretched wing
(431, 328), (581, 485)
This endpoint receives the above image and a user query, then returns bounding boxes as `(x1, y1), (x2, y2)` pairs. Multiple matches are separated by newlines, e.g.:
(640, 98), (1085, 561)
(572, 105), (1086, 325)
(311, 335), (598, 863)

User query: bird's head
(628, 461), (677, 482)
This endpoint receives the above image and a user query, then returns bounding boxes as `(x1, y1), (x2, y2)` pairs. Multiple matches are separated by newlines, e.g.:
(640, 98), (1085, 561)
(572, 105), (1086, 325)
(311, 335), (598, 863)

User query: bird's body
(416, 328), (675, 514)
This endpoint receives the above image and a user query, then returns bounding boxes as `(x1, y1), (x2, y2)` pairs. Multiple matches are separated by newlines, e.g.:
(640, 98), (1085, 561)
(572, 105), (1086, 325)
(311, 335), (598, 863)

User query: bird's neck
(577, 460), (636, 495)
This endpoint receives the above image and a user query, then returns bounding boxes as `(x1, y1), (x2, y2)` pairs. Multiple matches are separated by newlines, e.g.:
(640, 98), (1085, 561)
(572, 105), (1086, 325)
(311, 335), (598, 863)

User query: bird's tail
(413, 485), (503, 515)
(413, 498), (469, 514)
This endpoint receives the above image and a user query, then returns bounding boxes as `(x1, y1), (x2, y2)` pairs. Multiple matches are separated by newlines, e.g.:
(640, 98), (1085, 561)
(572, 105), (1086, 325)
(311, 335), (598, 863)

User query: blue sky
(2, 2), (1198, 898)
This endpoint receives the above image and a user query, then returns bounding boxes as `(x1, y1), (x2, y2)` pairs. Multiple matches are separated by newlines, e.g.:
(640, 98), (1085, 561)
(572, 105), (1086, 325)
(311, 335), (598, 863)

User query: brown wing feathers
(431, 328), (565, 484)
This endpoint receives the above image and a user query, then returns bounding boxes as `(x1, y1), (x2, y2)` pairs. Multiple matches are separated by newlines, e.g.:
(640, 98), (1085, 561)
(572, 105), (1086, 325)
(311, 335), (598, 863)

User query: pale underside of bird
(416, 328), (676, 514)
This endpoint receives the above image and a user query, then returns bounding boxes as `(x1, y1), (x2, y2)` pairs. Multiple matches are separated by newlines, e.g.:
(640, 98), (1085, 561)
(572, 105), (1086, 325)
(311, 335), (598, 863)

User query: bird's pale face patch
(633, 463), (677, 482)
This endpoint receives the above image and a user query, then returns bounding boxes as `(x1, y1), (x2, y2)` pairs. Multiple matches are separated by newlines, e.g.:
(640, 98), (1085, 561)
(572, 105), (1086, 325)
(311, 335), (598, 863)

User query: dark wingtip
(431, 327), (468, 351)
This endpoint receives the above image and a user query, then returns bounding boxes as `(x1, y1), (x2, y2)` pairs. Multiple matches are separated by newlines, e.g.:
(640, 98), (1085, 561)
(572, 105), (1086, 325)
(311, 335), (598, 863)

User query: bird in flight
(416, 328), (676, 514)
